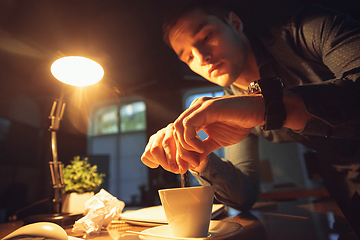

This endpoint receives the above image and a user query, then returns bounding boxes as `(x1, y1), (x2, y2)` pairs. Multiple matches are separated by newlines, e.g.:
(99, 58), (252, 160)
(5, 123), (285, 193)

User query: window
(90, 100), (146, 136)
(120, 101), (146, 133)
(94, 105), (119, 135)
(88, 98), (148, 203)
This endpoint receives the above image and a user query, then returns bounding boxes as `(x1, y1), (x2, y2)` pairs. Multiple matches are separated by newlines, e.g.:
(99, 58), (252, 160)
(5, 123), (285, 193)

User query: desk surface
(0, 197), (358, 240)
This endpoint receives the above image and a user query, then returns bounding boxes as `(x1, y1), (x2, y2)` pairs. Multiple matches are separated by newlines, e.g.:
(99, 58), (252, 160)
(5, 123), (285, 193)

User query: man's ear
(227, 12), (243, 34)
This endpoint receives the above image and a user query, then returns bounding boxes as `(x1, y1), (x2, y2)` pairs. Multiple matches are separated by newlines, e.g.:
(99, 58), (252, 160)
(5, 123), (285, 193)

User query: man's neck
(233, 42), (259, 90)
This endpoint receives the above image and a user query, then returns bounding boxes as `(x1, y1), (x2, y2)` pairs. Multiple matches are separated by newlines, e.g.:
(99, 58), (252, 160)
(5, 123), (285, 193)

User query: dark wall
(0, 115), (88, 222)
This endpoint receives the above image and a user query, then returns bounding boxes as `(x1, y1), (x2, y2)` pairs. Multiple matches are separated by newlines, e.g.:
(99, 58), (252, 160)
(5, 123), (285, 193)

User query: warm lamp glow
(51, 56), (104, 86)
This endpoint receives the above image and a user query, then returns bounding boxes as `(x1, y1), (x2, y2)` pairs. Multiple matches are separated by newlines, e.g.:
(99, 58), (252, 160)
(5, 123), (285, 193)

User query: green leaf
(62, 156), (105, 194)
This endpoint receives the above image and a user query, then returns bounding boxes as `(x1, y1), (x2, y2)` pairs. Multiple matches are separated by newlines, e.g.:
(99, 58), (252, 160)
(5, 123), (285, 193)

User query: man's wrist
(190, 154), (210, 173)
(282, 89), (312, 130)
(247, 78), (286, 130)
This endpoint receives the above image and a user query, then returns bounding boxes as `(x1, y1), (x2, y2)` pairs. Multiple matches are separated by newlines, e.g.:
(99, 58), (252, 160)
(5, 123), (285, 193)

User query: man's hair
(162, 0), (237, 47)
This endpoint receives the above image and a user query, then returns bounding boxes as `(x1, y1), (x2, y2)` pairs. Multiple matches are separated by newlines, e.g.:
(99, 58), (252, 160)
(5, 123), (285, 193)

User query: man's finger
(148, 130), (170, 169)
(163, 124), (179, 172)
(141, 154), (160, 168)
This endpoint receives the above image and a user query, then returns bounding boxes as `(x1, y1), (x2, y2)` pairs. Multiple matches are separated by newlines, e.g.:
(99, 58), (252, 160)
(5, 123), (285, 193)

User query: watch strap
(248, 78), (286, 130)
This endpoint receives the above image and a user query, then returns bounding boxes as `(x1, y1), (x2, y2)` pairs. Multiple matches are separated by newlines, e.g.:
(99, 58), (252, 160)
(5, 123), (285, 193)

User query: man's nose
(193, 47), (211, 65)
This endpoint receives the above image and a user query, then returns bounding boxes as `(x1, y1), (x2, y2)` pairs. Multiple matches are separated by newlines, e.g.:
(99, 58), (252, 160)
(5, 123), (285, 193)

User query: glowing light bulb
(51, 56), (104, 86)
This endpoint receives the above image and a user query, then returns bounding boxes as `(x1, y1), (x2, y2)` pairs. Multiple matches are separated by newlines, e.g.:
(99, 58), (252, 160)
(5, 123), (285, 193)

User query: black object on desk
(23, 213), (82, 228)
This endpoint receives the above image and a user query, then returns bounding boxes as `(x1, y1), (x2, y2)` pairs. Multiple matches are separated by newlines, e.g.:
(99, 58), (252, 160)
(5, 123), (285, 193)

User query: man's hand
(142, 94), (267, 174)
(141, 123), (200, 174)
(173, 95), (265, 158)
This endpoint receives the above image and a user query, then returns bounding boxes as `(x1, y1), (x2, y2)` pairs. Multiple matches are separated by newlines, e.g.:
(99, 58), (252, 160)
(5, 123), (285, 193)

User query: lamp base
(23, 213), (83, 228)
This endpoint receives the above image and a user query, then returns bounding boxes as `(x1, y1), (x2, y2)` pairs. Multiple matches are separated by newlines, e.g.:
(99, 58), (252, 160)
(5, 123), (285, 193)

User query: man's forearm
(282, 89), (312, 131)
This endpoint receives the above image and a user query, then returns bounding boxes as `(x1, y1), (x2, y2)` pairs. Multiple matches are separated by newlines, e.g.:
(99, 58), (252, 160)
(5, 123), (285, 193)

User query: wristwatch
(247, 77), (286, 130)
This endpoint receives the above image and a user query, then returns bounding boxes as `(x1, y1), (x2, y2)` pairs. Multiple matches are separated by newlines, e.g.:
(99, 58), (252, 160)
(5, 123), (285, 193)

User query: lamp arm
(48, 90), (66, 213)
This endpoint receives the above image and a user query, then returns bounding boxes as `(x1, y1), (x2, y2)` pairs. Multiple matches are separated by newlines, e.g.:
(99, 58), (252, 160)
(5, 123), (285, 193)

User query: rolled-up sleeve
(291, 4), (360, 138)
(190, 133), (260, 211)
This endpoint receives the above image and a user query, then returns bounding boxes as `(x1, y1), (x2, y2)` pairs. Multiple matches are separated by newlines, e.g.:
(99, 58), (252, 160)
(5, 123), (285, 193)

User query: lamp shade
(51, 56), (104, 86)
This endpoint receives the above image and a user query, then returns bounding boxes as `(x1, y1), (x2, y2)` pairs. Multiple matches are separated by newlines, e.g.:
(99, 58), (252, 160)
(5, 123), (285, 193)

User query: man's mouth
(208, 62), (222, 78)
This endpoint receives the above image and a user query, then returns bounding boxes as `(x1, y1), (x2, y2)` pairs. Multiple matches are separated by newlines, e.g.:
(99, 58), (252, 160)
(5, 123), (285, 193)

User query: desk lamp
(49, 56), (104, 214)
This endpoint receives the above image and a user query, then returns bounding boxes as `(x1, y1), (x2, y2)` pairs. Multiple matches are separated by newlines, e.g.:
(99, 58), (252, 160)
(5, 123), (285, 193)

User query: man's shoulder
(251, 3), (349, 46)
(293, 3), (343, 23)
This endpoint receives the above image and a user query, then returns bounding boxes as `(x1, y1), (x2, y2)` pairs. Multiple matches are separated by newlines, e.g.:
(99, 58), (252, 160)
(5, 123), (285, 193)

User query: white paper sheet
(120, 204), (225, 226)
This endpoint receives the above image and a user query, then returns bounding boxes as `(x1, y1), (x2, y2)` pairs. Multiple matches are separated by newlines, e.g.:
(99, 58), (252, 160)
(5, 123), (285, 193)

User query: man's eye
(187, 55), (194, 63)
(203, 32), (211, 42)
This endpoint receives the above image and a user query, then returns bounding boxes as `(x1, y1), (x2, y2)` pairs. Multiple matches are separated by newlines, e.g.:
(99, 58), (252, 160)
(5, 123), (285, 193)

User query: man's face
(169, 10), (249, 87)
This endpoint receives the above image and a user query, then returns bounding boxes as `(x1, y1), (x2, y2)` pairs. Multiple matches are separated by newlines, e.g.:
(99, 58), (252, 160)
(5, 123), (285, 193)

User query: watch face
(247, 81), (261, 94)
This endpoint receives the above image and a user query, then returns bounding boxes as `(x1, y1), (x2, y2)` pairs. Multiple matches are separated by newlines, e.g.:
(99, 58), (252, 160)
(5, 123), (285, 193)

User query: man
(141, 0), (360, 235)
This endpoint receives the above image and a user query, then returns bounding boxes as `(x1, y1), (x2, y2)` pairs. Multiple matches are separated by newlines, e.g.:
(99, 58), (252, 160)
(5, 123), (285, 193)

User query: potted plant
(61, 156), (105, 214)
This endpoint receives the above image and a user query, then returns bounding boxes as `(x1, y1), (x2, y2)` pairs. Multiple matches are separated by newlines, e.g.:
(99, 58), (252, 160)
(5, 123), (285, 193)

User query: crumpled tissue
(72, 189), (125, 238)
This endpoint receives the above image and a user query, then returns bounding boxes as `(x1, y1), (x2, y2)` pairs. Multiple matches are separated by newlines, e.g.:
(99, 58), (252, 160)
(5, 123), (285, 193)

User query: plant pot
(62, 192), (94, 214)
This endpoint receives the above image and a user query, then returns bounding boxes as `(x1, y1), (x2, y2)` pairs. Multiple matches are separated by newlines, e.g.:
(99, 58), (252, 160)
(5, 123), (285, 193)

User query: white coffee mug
(158, 185), (215, 238)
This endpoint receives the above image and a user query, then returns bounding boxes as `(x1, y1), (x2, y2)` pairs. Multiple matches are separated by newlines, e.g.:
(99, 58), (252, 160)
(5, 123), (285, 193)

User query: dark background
(0, 0), (359, 223)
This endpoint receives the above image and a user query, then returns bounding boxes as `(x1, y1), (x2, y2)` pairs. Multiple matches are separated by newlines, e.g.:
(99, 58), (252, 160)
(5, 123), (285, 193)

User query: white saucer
(139, 220), (243, 240)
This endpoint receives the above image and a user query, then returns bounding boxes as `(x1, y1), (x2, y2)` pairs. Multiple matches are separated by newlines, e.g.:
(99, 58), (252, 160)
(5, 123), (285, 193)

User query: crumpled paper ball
(72, 189), (125, 238)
